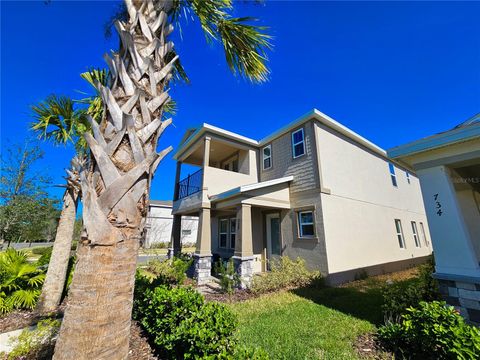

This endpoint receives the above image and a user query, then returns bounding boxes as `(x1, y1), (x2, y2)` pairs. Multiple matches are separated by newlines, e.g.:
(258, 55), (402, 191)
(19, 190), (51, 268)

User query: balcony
(176, 169), (203, 200)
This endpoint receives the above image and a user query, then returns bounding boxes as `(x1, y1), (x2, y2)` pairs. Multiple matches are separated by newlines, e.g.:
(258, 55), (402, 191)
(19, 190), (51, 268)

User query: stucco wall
(315, 122), (432, 274)
(204, 166), (257, 196)
(260, 121), (319, 193)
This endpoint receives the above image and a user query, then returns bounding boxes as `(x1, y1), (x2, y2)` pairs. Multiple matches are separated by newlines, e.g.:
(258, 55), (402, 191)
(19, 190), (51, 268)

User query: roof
(149, 200), (173, 207)
(174, 109), (387, 160)
(209, 176), (294, 202)
(388, 113), (480, 159)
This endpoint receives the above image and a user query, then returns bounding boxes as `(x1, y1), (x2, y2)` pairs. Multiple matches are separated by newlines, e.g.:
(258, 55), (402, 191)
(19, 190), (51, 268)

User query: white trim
(411, 221), (420, 248)
(209, 176), (294, 202)
(298, 210), (315, 237)
(395, 219), (406, 249)
(388, 122), (480, 159)
(389, 162), (398, 187)
(291, 128), (305, 159)
(262, 144), (272, 170)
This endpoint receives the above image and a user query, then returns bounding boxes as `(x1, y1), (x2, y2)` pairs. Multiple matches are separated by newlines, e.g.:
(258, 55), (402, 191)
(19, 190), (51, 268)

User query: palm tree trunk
(53, 1), (175, 358)
(36, 186), (78, 313)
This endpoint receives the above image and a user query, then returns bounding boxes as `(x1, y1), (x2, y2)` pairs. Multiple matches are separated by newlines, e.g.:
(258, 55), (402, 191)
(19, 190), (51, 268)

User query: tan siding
(260, 121), (319, 193)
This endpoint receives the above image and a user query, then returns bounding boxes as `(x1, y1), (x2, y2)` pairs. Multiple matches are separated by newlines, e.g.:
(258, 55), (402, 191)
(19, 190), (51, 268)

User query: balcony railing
(176, 169), (203, 200)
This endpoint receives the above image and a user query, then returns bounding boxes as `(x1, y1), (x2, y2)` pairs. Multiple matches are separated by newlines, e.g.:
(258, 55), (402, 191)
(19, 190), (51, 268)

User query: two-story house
(170, 109), (433, 285)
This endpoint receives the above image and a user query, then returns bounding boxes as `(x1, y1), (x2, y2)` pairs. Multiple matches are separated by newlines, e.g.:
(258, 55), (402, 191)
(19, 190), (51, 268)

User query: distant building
(144, 200), (198, 249)
(389, 113), (480, 325)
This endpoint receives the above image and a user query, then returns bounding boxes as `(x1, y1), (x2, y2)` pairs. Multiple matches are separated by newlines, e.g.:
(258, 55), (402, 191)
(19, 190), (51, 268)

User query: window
(263, 145), (272, 170)
(229, 218), (236, 249)
(389, 163), (397, 187)
(221, 155), (239, 172)
(395, 219), (406, 248)
(292, 128), (305, 158)
(419, 222), (429, 246)
(298, 211), (315, 237)
(406, 171), (411, 184)
(411, 221), (420, 247)
(219, 219), (228, 248)
(181, 229), (191, 236)
(219, 217), (236, 249)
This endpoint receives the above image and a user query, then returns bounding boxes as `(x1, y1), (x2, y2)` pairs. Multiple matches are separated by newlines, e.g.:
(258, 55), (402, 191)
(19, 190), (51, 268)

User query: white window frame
(298, 210), (315, 238)
(291, 128), (305, 159)
(262, 144), (272, 170)
(229, 218), (236, 250)
(219, 219), (229, 249)
(411, 221), (421, 247)
(419, 222), (429, 246)
(395, 219), (406, 249)
(389, 163), (398, 187)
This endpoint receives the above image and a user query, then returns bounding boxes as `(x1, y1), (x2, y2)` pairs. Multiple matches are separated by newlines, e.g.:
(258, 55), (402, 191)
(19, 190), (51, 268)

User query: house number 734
(433, 193), (443, 216)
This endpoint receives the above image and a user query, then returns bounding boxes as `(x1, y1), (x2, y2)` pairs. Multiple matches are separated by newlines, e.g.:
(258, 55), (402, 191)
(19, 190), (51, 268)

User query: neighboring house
(144, 200), (198, 249)
(388, 113), (480, 324)
(171, 109), (432, 285)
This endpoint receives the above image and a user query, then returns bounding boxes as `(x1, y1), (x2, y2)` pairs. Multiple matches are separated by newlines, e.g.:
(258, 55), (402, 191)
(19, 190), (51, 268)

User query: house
(144, 200), (198, 249)
(170, 109), (433, 285)
(388, 113), (480, 324)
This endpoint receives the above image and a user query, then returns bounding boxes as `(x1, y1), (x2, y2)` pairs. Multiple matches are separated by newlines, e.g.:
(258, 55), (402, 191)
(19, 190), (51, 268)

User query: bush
(5, 318), (60, 360)
(214, 259), (241, 295)
(140, 255), (193, 286)
(149, 242), (169, 249)
(0, 249), (45, 314)
(31, 247), (51, 256)
(377, 301), (480, 359)
(137, 285), (237, 359)
(382, 257), (440, 323)
(250, 257), (322, 294)
(36, 247), (53, 267)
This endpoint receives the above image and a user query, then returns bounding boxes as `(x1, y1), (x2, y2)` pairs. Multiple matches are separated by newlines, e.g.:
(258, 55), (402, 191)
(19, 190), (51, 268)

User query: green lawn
(229, 269), (418, 359)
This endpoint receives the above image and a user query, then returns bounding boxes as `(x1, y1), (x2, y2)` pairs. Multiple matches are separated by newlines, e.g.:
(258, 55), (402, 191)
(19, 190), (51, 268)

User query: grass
(229, 267), (420, 360)
(138, 247), (196, 256)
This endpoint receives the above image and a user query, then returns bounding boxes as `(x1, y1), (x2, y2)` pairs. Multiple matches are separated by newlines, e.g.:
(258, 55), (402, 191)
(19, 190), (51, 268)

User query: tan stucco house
(388, 113), (480, 324)
(170, 109), (433, 284)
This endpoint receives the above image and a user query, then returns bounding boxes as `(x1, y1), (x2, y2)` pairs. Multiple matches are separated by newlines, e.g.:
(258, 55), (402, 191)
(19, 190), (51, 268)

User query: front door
(266, 213), (281, 267)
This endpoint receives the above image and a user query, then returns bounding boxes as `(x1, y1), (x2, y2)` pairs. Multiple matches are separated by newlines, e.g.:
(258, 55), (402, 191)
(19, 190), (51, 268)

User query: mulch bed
(128, 321), (158, 360)
(354, 333), (393, 359)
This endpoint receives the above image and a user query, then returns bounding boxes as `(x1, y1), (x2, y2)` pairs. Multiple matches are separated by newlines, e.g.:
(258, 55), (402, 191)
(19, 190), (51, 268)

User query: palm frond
(9, 289), (41, 310)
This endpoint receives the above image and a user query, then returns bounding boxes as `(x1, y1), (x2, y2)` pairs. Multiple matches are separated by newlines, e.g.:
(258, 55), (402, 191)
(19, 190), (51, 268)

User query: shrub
(141, 255), (193, 286)
(250, 257), (322, 294)
(137, 285), (237, 359)
(215, 259), (241, 295)
(377, 301), (480, 359)
(36, 247), (53, 267)
(5, 318), (60, 360)
(382, 257), (440, 323)
(149, 242), (169, 249)
(0, 249), (45, 314)
(31, 247), (51, 256)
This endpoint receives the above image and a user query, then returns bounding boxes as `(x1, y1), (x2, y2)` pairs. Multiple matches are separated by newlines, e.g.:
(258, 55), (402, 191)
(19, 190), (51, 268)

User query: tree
(0, 140), (59, 246)
(31, 71), (106, 313)
(30, 95), (88, 313)
(53, 1), (271, 358)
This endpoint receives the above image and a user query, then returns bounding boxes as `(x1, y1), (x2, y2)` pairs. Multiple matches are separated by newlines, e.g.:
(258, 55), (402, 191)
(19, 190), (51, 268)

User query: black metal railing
(176, 169), (203, 200)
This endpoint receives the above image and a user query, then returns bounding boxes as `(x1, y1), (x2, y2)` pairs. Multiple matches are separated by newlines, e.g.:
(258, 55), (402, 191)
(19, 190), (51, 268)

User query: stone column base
(435, 273), (480, 326)
(232, 256), (255, 289)
(193, 254), (212, 285)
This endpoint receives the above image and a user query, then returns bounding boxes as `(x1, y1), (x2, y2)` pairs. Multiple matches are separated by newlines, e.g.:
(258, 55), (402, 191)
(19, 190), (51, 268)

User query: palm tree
(53, 1), (271, 358)
(31, 82), (102, 313)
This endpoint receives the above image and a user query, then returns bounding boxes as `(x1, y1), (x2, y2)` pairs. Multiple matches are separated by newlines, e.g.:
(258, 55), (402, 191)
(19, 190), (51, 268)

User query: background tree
(0, 140), (59, 247)
(53, 1), (271, 358)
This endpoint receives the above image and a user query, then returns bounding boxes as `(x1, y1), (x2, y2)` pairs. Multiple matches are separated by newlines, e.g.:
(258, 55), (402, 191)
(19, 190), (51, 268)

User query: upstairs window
(406, 171), (411, 184)
(389, 163), (398, 187)
(395, 219), (406, 248)
(411, 221), (421, 247)
(263, 145), (272, 170)
(298, 211), (315, 237)
(292, 128), (305, 158)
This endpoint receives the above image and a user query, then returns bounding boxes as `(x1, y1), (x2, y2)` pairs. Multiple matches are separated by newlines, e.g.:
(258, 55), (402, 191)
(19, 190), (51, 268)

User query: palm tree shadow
(291, 284), (385, 325)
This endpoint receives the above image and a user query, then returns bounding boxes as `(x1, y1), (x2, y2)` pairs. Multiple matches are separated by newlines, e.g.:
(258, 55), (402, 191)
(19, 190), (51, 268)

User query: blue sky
(2, 1), (479, 204)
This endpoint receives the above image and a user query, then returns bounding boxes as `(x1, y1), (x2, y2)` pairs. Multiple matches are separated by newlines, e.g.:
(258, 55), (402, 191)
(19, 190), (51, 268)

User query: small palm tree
(30, 70), (105, 313)
(0, 249), (45, 314)
(53, 1), (271, 358)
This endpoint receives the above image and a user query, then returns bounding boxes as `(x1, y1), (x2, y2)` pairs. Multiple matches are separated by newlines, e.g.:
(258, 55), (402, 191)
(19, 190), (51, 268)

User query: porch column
(168, 161), (182, 259)
(233, 203), (255, 288)
(193, 207), (212, 284)
(203, 136), (211, 168)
